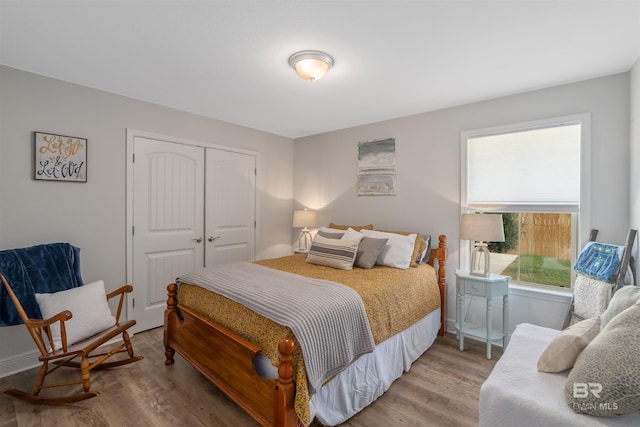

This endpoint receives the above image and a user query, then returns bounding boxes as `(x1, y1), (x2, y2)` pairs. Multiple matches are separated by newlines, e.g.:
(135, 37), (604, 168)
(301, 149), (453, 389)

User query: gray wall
(0, 65), (294, 375)
(0, 65), (634, 376)
(293, 73), (631, 333)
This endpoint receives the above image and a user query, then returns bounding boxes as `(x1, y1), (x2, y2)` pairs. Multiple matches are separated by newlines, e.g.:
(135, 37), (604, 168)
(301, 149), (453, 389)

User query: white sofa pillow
(360, 229), (416, 270)
(537, 316), (600, 373)
(600, 285), (640, 329)
(35, 280), (116, 351)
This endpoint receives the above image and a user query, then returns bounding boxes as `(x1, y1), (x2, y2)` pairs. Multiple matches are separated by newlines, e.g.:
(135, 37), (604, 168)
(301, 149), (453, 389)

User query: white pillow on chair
(35, 280), (116, 351)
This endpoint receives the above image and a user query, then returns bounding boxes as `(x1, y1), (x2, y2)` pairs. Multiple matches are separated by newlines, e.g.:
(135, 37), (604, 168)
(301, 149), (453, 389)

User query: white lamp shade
(292, 210), (318, 228)
(460, 214), (505, 242)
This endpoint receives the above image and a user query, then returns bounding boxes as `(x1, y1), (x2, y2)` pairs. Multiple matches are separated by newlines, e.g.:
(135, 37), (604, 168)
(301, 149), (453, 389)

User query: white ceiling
(1, 1), (639, 138)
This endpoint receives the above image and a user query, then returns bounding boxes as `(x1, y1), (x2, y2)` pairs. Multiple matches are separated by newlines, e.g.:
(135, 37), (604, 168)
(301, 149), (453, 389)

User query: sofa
(479, 286), (640, 427)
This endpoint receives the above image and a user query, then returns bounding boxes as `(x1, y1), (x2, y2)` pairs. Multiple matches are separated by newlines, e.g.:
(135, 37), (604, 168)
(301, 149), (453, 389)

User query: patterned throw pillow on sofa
(565, 300), (640, 416)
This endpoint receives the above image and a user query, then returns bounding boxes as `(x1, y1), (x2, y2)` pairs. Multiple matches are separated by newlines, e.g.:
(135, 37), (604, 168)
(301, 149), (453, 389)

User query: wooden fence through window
(518, 213), (573, 260)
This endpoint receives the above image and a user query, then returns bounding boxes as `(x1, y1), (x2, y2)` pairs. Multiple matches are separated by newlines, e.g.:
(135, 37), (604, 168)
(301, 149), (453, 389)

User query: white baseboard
(0, 349), (40, 378)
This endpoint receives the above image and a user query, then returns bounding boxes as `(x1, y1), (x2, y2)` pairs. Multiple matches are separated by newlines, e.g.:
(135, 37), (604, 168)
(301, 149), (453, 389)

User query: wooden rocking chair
(1, 272), (143, 405)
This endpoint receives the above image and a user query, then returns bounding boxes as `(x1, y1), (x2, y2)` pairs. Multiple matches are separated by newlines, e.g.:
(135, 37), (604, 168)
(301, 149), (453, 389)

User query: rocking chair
(1, 271), (143, 404)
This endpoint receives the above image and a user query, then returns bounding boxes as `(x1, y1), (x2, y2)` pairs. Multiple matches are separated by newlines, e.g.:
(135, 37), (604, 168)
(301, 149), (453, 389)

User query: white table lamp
(292, 209), (318, 251)
(460, 213), (505, 277)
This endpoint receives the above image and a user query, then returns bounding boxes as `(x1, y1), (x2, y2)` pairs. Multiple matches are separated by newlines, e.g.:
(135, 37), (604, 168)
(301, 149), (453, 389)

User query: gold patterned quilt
(177, 254), (440, 426)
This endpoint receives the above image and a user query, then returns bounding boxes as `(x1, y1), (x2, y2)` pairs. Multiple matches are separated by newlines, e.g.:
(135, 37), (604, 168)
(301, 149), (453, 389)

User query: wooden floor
(0, 328), (501, 427)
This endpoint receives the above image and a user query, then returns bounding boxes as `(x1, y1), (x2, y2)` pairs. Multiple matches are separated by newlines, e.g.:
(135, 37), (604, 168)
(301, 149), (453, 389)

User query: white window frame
(460, 113), (591, 289)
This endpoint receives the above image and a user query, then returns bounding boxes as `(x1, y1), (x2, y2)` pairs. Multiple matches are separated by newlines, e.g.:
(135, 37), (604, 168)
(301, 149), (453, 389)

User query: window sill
(508, 282), (572, 303)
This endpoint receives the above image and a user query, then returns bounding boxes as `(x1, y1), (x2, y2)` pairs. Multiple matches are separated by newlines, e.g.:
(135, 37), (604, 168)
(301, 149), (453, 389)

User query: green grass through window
(501, 254), (572, 288)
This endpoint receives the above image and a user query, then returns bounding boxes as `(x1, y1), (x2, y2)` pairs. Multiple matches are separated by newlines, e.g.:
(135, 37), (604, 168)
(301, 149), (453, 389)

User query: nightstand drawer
(464, 280), (488, 297)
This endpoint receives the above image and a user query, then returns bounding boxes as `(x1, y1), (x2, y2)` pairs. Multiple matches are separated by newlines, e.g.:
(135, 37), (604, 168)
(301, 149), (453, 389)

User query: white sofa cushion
(537, 316), (600, 373)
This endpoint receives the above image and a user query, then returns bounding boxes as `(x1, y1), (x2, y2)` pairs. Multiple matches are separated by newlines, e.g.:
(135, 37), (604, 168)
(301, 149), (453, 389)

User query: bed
(164, 232), (448, 427)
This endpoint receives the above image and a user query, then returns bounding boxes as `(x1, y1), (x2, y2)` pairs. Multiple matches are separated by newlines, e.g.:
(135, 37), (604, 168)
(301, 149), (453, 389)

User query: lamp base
(470, 243), (491, 277)
(298, 228), (312, 251)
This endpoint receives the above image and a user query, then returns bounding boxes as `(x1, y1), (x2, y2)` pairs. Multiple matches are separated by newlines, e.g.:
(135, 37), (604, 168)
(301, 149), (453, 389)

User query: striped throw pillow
(306, 235), (360, 270)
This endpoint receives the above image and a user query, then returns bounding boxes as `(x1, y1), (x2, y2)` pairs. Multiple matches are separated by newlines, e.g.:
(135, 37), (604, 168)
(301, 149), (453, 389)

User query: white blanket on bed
(177, 262), (375, 394)
(480, 323), (640, 427)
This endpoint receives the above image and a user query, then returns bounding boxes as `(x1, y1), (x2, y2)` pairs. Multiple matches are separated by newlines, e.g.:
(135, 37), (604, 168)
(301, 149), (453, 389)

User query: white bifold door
(129, 135), (256, 332)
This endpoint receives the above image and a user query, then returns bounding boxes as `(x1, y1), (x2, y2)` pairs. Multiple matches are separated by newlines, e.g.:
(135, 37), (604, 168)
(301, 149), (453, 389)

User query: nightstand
(455, 269), (510, 359)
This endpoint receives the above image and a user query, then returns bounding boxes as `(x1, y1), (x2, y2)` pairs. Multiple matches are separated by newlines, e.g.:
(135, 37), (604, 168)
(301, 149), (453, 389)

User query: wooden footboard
(164, 285), (296, 427)
(164, 234), (448, 426)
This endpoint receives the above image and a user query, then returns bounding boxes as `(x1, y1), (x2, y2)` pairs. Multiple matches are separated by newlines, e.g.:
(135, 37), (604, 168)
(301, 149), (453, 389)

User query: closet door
(205, 148), (256, 266)
(131, 137), (205, 332)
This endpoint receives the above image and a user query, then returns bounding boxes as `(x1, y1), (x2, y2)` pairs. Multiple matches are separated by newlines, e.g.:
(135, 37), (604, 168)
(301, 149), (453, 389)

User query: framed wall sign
(34, 132), (87, 182)
(356, 137), (396, 196)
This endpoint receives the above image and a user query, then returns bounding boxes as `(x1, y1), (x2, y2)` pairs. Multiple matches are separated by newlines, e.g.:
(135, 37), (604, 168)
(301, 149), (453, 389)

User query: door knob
(208, 236), (221, 242)
(193, 237), (203, 243)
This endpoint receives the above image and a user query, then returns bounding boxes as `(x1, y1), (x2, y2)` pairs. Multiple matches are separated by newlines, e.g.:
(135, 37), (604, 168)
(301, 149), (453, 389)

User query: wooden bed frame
(164, 234), (448, 427)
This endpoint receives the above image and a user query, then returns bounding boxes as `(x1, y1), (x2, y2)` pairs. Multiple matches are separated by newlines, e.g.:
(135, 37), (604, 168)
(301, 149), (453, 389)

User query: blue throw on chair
(573, 241), (624, 283)
(0, 242), (84, 326)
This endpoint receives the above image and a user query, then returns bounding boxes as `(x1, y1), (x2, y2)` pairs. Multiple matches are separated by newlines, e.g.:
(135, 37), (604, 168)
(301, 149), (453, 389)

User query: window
(461, 114), (590, 289)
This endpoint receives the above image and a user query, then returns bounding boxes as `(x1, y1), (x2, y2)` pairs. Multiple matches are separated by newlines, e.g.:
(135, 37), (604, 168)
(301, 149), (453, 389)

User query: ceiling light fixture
(288, 50), (334, 82)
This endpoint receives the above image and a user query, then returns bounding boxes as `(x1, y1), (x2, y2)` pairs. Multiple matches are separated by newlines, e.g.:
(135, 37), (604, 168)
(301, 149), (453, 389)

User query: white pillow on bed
(306, 235), (360, 270)
(341, 228), (389, 269)
(317, 226), (346, 239)
(35, 280), (116, 351)
(360, 229), (416, 270)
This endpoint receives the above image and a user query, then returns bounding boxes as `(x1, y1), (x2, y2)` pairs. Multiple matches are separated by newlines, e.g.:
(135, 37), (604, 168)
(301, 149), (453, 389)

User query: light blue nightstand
(455, 269), (510, 359)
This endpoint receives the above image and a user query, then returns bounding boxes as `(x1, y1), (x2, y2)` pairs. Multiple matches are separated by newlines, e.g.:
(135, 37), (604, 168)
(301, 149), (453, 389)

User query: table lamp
(292, 209), (318, 251)
(460, 213), (505, 277)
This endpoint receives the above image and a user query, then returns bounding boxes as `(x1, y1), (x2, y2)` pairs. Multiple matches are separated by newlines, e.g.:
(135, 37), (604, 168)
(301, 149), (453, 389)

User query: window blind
(467, 123), (581, 212)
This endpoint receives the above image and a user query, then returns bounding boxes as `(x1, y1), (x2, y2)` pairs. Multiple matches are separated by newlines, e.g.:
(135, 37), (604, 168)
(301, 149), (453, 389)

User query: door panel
(132, 137), (205, 332)
(205, 149), (256, 266)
